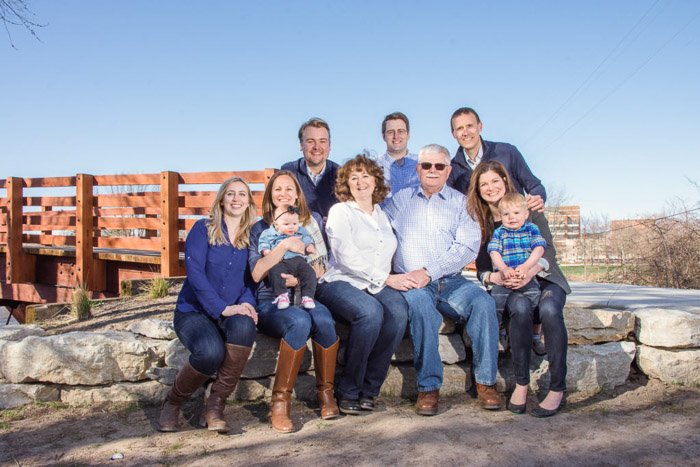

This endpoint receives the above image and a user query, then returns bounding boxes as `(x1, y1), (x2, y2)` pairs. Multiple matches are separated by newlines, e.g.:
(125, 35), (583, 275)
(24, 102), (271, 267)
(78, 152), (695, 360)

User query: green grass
(71, 285), (93, 321)
(560, 264), (620, 282)
(143, 276), (170, 299)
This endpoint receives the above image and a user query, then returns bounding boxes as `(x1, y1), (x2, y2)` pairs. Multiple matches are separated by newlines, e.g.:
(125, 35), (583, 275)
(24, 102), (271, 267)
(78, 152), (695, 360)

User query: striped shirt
(487, 222), (546, 269)
(382, 184), (481, 280)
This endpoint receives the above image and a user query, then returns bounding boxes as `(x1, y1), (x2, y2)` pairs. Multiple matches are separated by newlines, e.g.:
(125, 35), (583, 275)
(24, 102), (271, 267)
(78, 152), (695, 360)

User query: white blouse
(320, 201), (397, 294)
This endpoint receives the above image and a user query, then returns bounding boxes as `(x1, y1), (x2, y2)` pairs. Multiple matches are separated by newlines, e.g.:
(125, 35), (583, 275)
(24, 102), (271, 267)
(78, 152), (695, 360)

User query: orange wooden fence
(0, 169), (275, 310)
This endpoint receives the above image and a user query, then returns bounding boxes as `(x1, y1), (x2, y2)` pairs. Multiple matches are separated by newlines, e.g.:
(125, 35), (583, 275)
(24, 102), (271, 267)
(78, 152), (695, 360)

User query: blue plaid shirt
(377, 152), (420, 196)
(383, 184), (481, 280)
(487, 222), (546, 269)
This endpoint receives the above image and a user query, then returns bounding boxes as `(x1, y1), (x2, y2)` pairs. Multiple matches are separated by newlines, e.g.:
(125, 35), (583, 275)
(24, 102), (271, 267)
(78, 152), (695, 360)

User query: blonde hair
(498, 192), (527, 212)
(207, 177), (256, 248)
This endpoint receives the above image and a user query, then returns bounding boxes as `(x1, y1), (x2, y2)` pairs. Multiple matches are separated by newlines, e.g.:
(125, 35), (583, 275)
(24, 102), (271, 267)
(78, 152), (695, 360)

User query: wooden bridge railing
(0, 169), (275, 300)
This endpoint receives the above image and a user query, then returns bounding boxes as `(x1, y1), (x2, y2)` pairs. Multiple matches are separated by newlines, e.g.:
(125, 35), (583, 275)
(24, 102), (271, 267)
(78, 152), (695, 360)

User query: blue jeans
(174, 310), (257, 376)
(256, 299), (337, 350)
(316, 281), (408, 400)
(402, 275), (498, 392)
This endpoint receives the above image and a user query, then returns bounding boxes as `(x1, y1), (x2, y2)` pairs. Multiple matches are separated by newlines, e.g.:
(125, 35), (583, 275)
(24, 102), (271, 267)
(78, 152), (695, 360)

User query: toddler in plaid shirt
(487, 193), (546, 333)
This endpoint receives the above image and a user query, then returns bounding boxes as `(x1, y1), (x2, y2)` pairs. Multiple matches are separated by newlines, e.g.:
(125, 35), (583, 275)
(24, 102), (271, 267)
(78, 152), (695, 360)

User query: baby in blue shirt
(487, 193), (546, 333)
(258, 206), (317, 310)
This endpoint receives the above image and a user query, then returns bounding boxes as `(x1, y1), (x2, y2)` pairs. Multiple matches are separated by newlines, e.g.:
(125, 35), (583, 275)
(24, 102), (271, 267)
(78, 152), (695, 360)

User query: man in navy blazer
(281, 117), (339, 219)
(447, 107), (546, 212)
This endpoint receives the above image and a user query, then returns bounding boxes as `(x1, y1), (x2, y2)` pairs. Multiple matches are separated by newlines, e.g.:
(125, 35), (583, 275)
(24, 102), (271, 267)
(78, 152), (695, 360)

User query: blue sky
(2, 0), (699, 220)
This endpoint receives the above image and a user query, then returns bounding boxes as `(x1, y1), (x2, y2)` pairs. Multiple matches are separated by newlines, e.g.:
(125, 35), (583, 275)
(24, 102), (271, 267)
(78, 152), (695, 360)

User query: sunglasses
(419, 162), (448, 171)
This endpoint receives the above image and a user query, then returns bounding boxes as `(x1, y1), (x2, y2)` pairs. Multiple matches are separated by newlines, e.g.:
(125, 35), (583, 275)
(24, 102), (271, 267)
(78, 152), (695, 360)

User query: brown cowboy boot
(203, 344), (252, 433)
(158, 362), (209, 432)
(269, 339), (306, 433)
(312, 338), (340, 420)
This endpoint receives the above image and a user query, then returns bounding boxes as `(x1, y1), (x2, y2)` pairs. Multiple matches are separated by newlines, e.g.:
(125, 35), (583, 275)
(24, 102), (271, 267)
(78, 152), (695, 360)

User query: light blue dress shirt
(382, 184), (482, 280)
(378, 152), (420, 195)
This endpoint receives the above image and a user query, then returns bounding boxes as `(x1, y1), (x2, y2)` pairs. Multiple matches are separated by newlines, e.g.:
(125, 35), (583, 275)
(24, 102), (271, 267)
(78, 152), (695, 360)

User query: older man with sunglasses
(383, 144), (501, 416)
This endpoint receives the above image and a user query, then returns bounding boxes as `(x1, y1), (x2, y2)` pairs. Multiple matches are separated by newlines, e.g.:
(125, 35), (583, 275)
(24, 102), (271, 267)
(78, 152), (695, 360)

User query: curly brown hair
(335, 154), (390, 205)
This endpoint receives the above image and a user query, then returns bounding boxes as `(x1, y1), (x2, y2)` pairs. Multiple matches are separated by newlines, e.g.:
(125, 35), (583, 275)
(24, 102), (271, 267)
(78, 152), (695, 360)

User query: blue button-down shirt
(382, 184), (481, 280)
(176, 218), (256, 319)
(377, 152), (420, 196)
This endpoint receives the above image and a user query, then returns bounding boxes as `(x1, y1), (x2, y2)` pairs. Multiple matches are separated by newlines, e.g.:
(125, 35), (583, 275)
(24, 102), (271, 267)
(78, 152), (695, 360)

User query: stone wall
(1, 303), (697, 410)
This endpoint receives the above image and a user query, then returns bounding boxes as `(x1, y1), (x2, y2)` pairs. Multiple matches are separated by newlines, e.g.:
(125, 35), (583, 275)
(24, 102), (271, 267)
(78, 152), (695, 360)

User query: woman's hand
(488, 270), (507, 287)
(282, 236), (306, 255)
(385, 273), (419, 291)
(280, 273), (299, 288)
(221, 303), (258, 324)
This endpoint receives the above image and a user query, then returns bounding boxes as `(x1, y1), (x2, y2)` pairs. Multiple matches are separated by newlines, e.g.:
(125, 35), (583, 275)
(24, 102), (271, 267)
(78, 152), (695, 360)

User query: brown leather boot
(476, 383), (503, 410)
(269, 339), (306, 433)
(203, 344), (252, 433)
(158, 362), (209, 432)
(312, 338), (340, 420)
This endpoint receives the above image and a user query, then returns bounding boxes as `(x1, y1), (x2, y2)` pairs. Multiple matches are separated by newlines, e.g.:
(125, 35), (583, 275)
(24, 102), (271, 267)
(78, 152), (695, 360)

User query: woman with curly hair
(316, 154), (411, 414)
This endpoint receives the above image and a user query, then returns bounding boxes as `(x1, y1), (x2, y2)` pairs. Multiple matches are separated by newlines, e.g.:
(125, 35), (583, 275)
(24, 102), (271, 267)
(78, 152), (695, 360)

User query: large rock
(163, 335), (311, 379)
(0, 331), (164, 385)
(392, 334), (466, 364)
(565, 307), (635, 344)
(531, 342), (636, 396)
(61, 381), (169, 406)
(0, 324), (46, 342)
(634, 308), (700, 348)
(636, 345), (700, 385)
(380, 362), (472, 398)
(0, 383), (60, 409)
(127, 319), (176, 340)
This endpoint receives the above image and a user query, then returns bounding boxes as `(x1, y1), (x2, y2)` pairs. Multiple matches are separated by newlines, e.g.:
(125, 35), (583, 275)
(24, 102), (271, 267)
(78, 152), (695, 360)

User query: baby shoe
(274, 293), (290, 310)
(301, 296), (316, 309)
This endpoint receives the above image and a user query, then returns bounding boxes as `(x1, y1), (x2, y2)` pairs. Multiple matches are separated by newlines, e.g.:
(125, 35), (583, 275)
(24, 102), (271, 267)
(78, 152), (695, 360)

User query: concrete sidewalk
(569, 281), (700, 312)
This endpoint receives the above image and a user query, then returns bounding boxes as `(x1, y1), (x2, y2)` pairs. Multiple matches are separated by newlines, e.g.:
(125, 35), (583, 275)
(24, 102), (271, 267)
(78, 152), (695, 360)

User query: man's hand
(385, 273), (419, 291)
(526, 194), (545, 213)
(406, 269), (431, 288)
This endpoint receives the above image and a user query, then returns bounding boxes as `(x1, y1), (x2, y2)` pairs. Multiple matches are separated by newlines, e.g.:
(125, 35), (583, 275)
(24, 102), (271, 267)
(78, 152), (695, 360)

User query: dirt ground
(4, 290), (700, 466)
(1, 377), (699, 466)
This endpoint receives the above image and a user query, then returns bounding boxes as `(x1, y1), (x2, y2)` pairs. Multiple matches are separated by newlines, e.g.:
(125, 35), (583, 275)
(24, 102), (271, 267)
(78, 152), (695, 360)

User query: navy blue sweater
(281, 158), (339, 219)
(448, 139), (547, 202)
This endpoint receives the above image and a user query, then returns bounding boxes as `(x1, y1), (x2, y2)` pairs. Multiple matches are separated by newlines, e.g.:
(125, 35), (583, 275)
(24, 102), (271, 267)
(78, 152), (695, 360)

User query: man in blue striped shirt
(383, 144), (501, 415)
(377, 112), (420, 196)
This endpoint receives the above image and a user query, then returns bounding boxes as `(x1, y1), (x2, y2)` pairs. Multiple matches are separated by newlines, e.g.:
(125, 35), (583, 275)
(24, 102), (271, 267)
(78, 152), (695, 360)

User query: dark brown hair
(261, 170), (312, 226)
(381, 111), (410, 134)
(450, 106), (481, 131)
(467, 160), (515, 244)
(335, 154), (390, 205)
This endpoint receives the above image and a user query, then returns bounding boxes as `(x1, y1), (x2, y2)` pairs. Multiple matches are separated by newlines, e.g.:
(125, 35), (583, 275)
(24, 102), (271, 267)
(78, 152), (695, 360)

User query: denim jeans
(174, 311), (257, 375)
(317, 281), (408, 400)
(506, 280), (567, 391)
(402, 275), (498, 392)
(256, 299), (337, 350)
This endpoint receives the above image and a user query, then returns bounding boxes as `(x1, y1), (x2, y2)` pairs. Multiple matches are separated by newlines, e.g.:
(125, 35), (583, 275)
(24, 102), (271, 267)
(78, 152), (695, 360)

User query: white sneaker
(301, 296), (316, 309)
(274, 293), (290, 310)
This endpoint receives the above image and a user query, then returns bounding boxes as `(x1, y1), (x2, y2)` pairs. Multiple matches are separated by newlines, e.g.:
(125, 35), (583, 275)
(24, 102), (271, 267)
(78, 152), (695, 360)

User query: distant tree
(1, 0), (44, 48)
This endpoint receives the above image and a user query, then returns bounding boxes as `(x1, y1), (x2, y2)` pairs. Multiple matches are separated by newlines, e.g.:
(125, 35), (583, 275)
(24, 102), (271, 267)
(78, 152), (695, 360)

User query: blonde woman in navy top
(158, 177), (258, 433)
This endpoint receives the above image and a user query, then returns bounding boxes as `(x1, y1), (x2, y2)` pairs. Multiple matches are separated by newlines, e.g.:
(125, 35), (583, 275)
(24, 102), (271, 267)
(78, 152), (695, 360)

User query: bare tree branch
(0, 0), (45, 49)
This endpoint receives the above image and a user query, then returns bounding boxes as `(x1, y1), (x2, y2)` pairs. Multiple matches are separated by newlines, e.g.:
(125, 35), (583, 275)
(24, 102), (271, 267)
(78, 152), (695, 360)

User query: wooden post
(76, 174), (95, 290)
(6, 176), (35, 283)
(160, 171), (181, 277)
